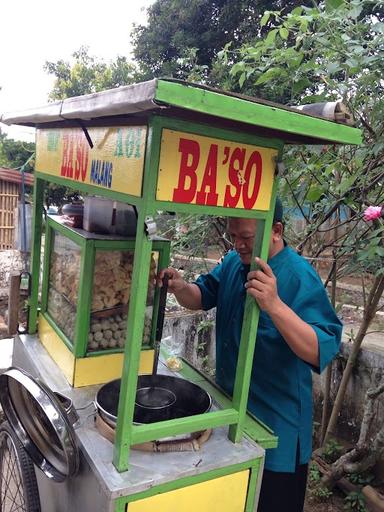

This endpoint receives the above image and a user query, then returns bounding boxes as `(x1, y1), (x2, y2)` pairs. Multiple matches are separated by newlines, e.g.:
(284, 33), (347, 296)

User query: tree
(132, 0), (308, 82)
(0, 131), (35, 172)
(44, 46), (138, 101)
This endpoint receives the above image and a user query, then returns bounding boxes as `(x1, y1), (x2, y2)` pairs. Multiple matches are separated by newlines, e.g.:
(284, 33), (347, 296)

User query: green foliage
(312, 485), (333, 501)
(322, 438), (344, 463)
(132, 0), (308, 82)
(309, 462), (322, 482)
(158, 212), (230, 259)
(213, 0), (384, 281)
(0, 132), (35, 172)
(197, 319), (215, 334)
(196, 318), (215, 376)
(347, 471), (374, 486)
(344, 491), (367, 512)
(44, 46), (138, 101)
(44, 183), (81, 209)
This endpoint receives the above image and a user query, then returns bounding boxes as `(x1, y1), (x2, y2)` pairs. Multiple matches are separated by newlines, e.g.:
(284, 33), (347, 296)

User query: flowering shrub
(363, 206), (383, 222)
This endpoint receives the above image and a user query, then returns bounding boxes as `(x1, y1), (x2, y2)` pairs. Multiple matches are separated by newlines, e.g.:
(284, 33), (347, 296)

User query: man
(160, 200), (341, 512)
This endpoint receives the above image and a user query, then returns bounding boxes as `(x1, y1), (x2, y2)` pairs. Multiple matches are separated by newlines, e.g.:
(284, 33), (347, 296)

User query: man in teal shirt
(160, 201), (341, 511)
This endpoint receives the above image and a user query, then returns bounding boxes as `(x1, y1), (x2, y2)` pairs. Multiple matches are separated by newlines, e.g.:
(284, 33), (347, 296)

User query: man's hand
(158, 268), (188, 294)
(158, 268), (203, 310)
(245, 257), (282, 315)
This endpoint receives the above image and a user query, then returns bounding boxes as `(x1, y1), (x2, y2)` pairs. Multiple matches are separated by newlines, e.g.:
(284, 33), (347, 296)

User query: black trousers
(257, 463), (308, 512)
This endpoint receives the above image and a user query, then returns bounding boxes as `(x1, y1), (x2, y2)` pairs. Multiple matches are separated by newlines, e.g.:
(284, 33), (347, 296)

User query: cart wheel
(0, 421), (41, 512)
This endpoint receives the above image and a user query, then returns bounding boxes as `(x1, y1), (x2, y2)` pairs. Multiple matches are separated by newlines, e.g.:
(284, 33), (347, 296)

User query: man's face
(227, 218), (257, 265)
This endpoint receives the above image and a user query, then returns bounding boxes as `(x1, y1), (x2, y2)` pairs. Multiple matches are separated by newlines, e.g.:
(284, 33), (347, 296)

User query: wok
(95, 374), (212, 426)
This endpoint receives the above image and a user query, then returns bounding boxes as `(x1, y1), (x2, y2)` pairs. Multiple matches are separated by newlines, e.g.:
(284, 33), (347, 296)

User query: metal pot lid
(0, 367), (79, 482)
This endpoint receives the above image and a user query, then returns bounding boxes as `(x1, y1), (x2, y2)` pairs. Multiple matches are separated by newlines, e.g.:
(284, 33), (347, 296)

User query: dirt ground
(304, 492), (345, 512)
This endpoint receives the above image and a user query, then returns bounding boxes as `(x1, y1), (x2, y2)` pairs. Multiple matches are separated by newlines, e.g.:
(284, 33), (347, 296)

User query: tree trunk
(320, 244), (338, 446)
(323, 274), (384, 445)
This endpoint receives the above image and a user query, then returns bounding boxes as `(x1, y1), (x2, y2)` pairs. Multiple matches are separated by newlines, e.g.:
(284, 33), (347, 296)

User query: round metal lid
(0, 367), (79, 482)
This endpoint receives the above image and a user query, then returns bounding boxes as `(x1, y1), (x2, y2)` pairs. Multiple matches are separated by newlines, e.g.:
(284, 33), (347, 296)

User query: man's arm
(159, 268), (203, 310)
(245, 257), (319, 367)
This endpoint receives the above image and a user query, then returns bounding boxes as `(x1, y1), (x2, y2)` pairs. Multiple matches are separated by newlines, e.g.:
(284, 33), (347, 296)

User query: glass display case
(47, 232), (80, 341)
(41, 216), (170, 358)
(87, 249), (157, 352)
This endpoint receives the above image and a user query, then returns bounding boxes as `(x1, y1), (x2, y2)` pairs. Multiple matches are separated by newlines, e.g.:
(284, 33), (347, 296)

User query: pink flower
(363, 206), (383, 221)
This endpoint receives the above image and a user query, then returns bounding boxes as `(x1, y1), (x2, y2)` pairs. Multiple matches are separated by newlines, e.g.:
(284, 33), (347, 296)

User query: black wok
(95, 374), (212, 426)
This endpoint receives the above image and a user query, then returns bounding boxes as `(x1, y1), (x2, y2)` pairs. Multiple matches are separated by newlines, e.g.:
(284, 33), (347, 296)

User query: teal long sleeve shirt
(195, 246), (342, 472)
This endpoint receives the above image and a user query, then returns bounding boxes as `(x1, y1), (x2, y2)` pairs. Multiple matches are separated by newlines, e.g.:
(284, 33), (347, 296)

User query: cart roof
(1, 78), (361, 145)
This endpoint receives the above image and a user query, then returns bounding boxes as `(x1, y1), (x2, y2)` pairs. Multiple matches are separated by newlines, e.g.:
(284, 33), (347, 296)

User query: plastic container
(83, 196), (137, 236)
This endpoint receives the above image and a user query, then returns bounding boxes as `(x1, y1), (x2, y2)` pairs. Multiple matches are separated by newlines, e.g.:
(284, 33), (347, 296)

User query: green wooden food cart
(0, 79), (361, 512)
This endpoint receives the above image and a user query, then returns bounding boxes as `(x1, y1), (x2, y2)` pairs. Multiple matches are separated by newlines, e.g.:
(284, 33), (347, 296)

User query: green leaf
(230, 62), (245, 76)
(265, 29), (278, 45)
(279, 27), (289, 40)
(239, 72), (246, 88)
(306, 186), (324, 202)
(327, 62), (342, 74)
(375, 247), (384, 257)
(299, 20), (308, 33)
(372, 143), (384, 156)
(372, 22), (384, 34)
(292, 77), (311, 94)
(255, 66), (283, 85)
(325, 0), (344, 11)
(260, 11), (271, 28)
(291, 6), (303, 16)
(338, 175), (357, 194)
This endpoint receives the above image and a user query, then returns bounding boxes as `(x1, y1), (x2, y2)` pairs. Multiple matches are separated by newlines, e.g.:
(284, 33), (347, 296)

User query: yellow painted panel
(128, 470), (249, 512)
(157, 129), (276, 210)
(73, 349), (154, 387)
(36, 126), (146, 197)
(38, 315), (75, 385)
(38, 315), (154, 387)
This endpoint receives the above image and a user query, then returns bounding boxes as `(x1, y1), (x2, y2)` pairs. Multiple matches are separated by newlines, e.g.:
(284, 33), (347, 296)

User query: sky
(0, 0), (153, 142)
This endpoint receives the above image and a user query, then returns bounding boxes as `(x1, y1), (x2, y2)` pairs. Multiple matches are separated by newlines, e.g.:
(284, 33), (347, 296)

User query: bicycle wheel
(0, 421), (40, 512)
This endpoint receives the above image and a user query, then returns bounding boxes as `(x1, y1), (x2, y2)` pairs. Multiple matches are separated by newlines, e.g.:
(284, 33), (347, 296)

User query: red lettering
(60, 133), (74, 177)
(75, 140), (89, 182)
(195, 144), (219, 206)
(222, 146), (230, 166)
(61, 134), (69, 176)
(172, 138), (200, 203)
(223, 148), (245, 208)
(67, 135), (74, 178)
(242, 151), (262, 209)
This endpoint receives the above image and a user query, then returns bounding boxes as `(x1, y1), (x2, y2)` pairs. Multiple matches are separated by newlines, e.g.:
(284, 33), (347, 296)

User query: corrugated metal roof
(0, 168), (34, 186)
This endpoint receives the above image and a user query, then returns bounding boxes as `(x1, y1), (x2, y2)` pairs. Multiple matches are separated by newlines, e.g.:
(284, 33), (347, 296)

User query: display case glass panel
(87, 250), (158, 353)
(47, 231), (81, 343)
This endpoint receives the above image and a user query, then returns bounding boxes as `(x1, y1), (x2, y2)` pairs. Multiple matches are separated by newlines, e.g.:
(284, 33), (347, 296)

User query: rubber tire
(0, 421), (41, 512)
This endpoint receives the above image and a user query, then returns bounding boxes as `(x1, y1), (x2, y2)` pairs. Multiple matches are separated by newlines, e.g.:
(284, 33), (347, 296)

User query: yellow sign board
(36, 126), (147, 197)
(157, 129), (276, 210)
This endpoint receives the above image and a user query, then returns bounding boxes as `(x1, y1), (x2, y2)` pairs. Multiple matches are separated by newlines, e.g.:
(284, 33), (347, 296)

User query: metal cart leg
(0, 421), (41, 512)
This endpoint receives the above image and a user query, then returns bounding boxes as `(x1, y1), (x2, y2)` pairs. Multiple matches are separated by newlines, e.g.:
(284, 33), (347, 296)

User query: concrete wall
(313, 343), (384, 444)
(0, 250), (25, 293)
(163, 309), (216, 377)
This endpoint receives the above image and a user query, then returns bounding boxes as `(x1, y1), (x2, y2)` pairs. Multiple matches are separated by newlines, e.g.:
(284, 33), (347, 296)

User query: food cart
(0, 79), (361, 512)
